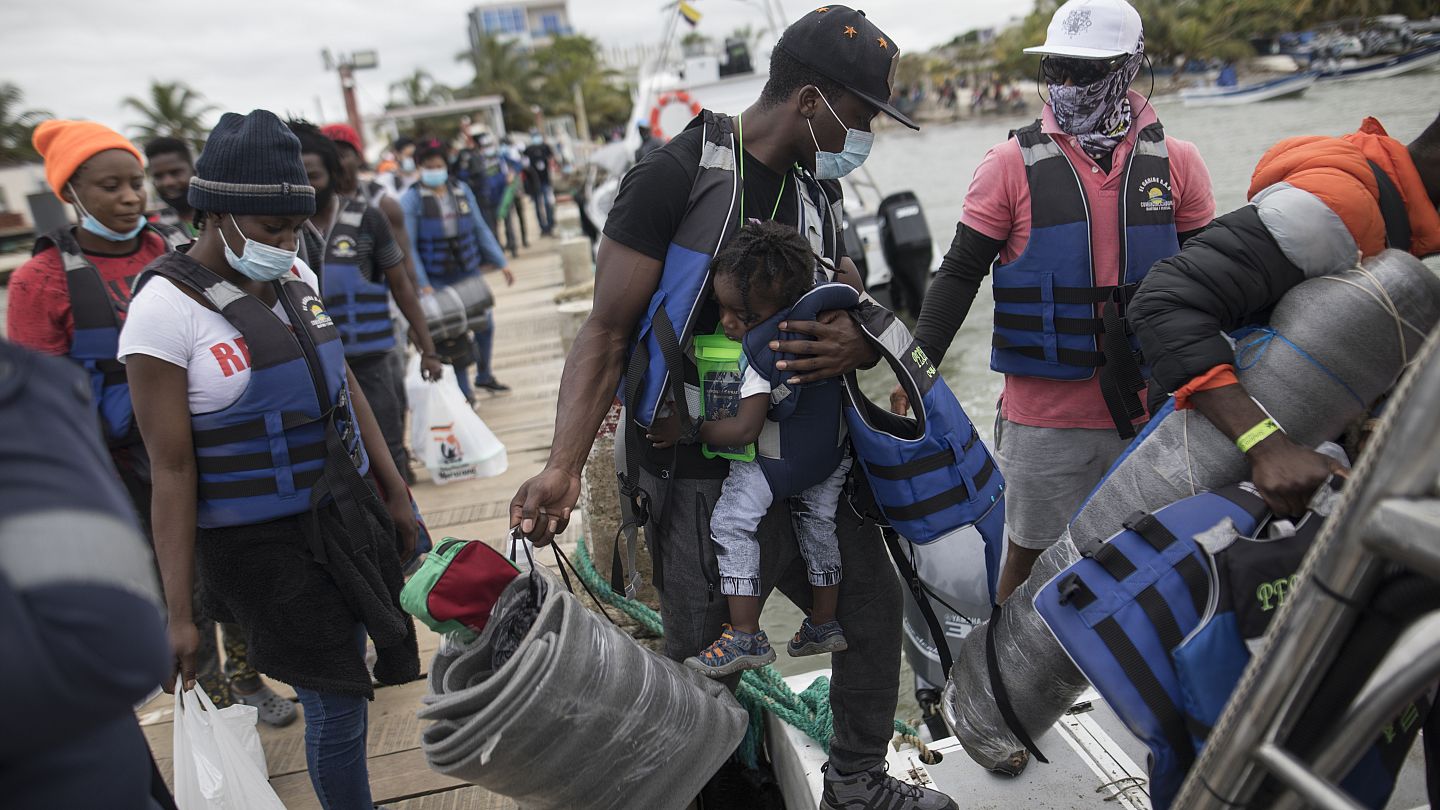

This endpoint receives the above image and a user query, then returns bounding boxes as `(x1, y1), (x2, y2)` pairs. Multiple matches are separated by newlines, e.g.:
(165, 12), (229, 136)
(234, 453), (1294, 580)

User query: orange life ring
(648, 91), (703, 141)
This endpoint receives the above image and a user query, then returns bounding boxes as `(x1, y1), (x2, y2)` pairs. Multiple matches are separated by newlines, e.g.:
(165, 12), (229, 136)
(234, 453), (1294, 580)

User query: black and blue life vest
(840, 288), (1008, 599)
(991, 121), (1180, 437)
(741, 284), (851, 500)
(33, 225), (189, 448)
(322, 196), (396, 357)
(415, 182), (484, 287)
(137, 253), (369, 529)
(617, 110), (842, 437)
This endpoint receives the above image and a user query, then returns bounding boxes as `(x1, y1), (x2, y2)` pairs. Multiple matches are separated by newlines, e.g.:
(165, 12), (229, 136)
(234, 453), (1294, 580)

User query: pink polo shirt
(961, 92), (1215, 430)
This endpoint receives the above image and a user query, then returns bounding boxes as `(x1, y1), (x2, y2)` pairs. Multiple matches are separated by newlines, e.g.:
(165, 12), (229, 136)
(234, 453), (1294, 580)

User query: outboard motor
(878, 191), (933, 319)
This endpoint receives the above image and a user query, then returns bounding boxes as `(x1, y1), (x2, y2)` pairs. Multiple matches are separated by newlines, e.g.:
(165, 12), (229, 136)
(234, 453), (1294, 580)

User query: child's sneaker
(684, 624), (776, 677)
(788, 617), (848, 657)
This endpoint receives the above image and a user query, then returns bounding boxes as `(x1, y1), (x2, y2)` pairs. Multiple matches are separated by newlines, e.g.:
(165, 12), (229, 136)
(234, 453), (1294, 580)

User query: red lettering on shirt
(209, 341), (248, 377)
(235, 336), (251, 367)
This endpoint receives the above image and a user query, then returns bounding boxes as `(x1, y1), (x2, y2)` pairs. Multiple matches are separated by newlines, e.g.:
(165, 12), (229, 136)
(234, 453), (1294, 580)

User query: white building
(468, 0), (572, 49)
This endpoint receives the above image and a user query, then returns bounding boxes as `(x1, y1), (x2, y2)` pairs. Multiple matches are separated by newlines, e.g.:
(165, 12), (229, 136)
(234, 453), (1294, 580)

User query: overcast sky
(2, 0), (1030, 135)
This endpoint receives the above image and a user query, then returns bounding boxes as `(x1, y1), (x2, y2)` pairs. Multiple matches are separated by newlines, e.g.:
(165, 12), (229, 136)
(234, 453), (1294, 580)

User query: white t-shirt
(739, 359), (770, 399)
(118, 259), (324, 415)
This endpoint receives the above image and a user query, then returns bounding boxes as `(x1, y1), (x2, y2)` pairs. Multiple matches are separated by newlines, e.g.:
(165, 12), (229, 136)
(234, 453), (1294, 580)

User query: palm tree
(0, 83), (50, 164)
(531, 35), (632, 139)
(123, 81), (217, 151)
(455, 34), (537, 133)
(388, 68), (453, 109)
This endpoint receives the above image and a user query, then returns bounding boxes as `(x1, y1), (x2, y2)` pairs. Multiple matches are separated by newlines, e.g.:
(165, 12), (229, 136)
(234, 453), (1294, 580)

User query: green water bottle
(693, 328), (757, 462)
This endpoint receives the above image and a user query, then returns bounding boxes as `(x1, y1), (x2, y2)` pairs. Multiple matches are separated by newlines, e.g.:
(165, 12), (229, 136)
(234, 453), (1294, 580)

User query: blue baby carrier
(1036, 482), (1421, 809)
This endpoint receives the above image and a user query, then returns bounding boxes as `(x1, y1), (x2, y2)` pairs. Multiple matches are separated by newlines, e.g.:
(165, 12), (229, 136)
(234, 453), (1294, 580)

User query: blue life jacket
(33, 225), (189, 448)
(617, 110), (842, 437)
(741, 284), (851, 500)
(138, 253), (369, 528)
(322, 196), (396, 357)
(415, 182), (484, 287)
(1036, 485), (1268, 809)
(991, 121), (1180, 437)
(841, 288), (1007, 597)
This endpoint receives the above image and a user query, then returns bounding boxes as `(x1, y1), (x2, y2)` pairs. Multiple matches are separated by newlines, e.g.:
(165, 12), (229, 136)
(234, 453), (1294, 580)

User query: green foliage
(388, 69), (453, 109)
(122, 81), (216, 153)
(530, 35), (633, 138)
(456, 34), (537, 133)
(0, 83), (50, 165)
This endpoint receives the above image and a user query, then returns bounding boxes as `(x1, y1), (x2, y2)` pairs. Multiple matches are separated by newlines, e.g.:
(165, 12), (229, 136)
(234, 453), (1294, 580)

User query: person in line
(902, 0), (1215, 601)
(121, 110), (421, 810)
(502, 135), (532, 252)
(144, 136), (198, 238)
(509, 8), (957, 808)
(648, 223), (857, 677)
(1130, 111), (1440, 516)
(5, 120), (273, 718)
(0, 339), (177, 810)
(460, 128), (520, 259)
(522, 130), (557, 236)
(290, 120), (445, 486)
(635, 120), (664, 163)
(402, 140), (514, 401)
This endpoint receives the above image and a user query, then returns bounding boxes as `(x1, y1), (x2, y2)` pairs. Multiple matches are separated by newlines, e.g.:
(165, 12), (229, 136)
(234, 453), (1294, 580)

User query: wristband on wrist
(1237, 417), (1282, 454)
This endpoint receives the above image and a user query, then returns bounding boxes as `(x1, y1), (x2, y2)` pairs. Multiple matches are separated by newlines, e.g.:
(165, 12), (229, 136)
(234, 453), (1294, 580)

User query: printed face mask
(1046, 34), (1146, 160)
(808, 92), (873, 180)
(221, 214), (297, 282)
(69, 185), (145, 241)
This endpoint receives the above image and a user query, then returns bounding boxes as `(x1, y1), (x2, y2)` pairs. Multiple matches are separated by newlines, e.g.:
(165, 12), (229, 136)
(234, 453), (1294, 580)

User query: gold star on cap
(877, 36), (888, 49)
(815, 6), (829, 11)
(843, 25), (858, 38)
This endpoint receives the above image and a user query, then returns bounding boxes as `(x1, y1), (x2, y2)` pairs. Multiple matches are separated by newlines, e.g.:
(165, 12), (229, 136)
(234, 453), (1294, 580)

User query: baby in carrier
(649, 221), (852, 677)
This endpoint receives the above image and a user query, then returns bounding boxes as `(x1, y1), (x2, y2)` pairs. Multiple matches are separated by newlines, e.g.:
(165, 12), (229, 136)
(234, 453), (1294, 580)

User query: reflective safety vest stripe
(138, 253), (369, 528)
(416, 183), (483, 287)
(322, 196), (396, 356)
(841, 288), (1006, 593)
(1035, 485), (1268, 809)
(618, 109), (842, 435)
(991, 121), (1180, 436)
(741, 284), (852, 499)
(33, 225), (189, 447)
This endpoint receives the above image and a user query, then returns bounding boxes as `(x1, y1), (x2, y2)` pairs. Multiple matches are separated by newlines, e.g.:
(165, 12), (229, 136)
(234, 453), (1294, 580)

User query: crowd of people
(3, 0), (1439, 808)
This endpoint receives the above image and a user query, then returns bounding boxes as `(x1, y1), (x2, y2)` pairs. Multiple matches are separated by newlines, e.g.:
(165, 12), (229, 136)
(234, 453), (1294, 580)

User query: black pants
(349, 350), (409, 476)
(637, 467), (902, 774)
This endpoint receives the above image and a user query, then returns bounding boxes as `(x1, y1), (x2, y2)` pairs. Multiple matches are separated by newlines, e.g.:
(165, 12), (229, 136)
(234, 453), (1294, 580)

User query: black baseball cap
(775, 6), (918, 130)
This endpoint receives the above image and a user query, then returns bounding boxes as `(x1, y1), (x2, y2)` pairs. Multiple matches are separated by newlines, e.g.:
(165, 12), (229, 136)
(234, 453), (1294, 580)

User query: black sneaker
(819, 762), (958, 810)
(474, 378), (512, 394)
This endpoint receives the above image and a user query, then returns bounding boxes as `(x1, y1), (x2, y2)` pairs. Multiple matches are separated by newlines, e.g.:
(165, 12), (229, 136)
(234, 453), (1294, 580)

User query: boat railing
(1173, 328), (1440, 809)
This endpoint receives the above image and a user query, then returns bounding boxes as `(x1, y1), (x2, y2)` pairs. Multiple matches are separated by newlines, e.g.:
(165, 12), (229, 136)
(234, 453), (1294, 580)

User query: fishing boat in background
(1181, 72), (1318, 107)
(1316, 41), (1440, 82)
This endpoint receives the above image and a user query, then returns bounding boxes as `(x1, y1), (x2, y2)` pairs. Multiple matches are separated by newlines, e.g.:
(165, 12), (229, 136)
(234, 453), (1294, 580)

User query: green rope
(572, 538), (920, 768)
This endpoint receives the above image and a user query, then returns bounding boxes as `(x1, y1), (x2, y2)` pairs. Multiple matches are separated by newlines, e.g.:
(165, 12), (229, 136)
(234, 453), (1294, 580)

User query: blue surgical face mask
(69, 186), (145, 241)
(221, 214), (297, 282)
(400, 156), (417, 173)
(420, 167), (449, 188)
(807, 92), (873, 180)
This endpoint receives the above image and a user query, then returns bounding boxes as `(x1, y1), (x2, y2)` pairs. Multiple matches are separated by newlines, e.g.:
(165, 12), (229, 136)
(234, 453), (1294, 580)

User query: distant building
(468, 0), (572, 49)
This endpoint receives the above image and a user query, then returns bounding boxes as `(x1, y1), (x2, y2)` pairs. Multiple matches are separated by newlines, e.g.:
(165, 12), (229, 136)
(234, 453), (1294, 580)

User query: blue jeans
(531, 183), (555, 234)
(293, 628), (371, 809)
(471, 311), (496, 386)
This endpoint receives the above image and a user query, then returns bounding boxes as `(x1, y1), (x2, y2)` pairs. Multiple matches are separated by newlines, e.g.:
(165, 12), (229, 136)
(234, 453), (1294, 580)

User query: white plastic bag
(171, 683), (285, 810)
(406, 356), (508, 485)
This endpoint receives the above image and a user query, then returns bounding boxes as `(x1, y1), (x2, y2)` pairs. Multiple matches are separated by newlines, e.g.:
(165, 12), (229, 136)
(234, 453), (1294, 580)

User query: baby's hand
(647, 412), (681, 449)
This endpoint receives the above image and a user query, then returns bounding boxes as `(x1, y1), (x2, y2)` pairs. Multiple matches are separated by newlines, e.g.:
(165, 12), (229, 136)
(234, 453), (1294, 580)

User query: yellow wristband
(1237, 417), (1282, 454)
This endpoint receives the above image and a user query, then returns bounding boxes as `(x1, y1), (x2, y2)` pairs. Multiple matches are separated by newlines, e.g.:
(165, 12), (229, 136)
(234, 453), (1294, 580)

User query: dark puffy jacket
(1131, 205), (1304, 396)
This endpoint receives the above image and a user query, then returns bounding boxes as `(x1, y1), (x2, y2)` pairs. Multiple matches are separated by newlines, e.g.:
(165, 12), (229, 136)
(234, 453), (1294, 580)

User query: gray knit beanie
(189, 110), (315, 216)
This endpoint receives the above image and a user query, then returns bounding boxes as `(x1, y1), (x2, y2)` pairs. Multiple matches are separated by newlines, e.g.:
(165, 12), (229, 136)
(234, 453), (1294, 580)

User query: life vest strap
(325, 292), (391, 306)
(1136, 585), (1185, 651)
(195, 441), (328, 474)
(992, 311), (1106, 336)
(328, 310), (392, 326)
(991, 284), (1127, 305)
(191, 410), (325, 448)
(1097, 299), (1148, 439)
(1094, 615), (1196, 766)
(991, 334), (1109, 368)
(1091, 542), (1138, 580)
(863, 429), (979, 480)
(879, 454), (996, 522)
(1367, 160), (1412, 252)
(198, 465), (324, 500)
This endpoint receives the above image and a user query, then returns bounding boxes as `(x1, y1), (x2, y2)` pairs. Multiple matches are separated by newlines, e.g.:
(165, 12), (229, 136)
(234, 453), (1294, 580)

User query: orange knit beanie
(32, 119), (143, 200)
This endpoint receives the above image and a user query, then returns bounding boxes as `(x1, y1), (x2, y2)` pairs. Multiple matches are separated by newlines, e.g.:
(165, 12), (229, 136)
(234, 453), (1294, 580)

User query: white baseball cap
(1024, 0), (1143, 60)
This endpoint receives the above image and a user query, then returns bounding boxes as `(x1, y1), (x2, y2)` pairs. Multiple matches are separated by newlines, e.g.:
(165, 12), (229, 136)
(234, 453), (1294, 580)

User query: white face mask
(221, 214), (297, 282)
(807, 92), (873, 180)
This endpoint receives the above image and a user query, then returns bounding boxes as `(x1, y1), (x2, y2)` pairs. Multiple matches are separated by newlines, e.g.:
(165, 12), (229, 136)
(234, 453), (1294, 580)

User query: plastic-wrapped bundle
(419, 568), (748, 810)
(421, 274), (495, 341)
(944, 250), (1440, 772)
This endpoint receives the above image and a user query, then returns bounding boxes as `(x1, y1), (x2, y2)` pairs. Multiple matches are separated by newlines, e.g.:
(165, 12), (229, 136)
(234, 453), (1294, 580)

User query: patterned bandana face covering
(1048, 33), (1146, 160)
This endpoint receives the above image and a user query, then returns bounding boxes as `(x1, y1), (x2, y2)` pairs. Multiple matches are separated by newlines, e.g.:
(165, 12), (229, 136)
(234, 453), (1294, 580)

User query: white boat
(1316, 42), (1440, 82)
(1180, 73), (1317, 107)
